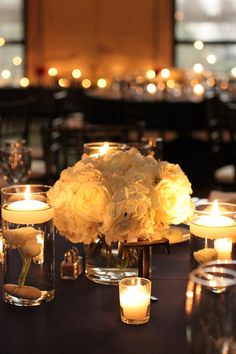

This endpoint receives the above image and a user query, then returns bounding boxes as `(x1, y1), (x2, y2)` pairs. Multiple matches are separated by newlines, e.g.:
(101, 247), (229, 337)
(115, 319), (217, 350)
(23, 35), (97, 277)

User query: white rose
(157, 161), (192, 194)
(3, 227), (38, 248)
(71, 181), (110, 223)
(152, 179), (192, 225)
(21, 241), (42, 257)
(101, 188), (155, 243)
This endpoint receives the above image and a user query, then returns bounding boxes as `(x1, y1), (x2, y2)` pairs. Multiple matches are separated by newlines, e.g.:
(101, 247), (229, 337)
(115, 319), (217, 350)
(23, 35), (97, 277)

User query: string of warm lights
(0, 34), (236, 91)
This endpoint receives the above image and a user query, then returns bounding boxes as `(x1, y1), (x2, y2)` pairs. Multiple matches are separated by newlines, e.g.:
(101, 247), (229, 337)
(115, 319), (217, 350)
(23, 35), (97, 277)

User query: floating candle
(190, 200), (236, 240)
(2, 185), (54, 224)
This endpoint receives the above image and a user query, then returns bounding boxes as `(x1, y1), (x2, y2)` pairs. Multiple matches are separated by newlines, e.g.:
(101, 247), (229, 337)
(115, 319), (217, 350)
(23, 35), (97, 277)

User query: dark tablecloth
(0, 236), (191, 354)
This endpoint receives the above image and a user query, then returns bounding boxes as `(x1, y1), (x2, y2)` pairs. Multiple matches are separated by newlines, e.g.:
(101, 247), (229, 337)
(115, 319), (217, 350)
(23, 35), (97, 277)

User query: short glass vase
(85, 236), (140, 285)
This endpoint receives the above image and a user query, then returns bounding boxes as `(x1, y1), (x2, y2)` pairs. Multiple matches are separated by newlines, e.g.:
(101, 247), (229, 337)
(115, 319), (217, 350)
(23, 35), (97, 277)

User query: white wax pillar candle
(214, 238), (232, 260)
(2, 199), (54, 224)
(120, 285), (150, 321)
(2, 185), (53, 225)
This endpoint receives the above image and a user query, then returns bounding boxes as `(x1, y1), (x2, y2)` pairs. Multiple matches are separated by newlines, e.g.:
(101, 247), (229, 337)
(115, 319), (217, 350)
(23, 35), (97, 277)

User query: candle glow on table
(190, 200), (236, 240)
(2, 185), (54, 224)
(214, 238), (232, 260)
(119, 277), (151, 324)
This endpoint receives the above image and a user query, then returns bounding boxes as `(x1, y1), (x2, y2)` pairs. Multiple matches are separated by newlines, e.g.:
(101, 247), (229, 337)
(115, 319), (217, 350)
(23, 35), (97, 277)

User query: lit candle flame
(24, 185), (31, 201)
(99, 142), (109, 156)
(212, 200), (219, 215)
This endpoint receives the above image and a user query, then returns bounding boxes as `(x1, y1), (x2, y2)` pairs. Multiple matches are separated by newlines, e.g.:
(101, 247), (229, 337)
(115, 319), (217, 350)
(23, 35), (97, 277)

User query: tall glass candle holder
(1, 185), (55, 306)
(190, 201), (236, 269)
(83, 142), (125, 157)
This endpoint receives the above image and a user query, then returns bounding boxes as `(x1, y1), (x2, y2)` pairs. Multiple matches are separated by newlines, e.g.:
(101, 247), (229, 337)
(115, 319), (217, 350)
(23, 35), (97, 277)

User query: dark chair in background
(40, 119), (66, 184)
(0, 97), (52, 184)
(213, 101), (236, 189)
(193, 96), (236, 191)
(0, 98), (33, 144)
(59, 120), (145, 167)
(39, 115), (146, 181)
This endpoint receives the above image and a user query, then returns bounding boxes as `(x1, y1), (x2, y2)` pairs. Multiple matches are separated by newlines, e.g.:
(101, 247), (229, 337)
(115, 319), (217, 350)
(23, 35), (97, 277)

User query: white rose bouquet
(48, 148), (194, 245)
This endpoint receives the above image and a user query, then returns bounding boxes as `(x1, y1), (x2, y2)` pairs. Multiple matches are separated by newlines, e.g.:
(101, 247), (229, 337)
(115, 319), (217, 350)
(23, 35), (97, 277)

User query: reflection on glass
(186, 263), (236, 353)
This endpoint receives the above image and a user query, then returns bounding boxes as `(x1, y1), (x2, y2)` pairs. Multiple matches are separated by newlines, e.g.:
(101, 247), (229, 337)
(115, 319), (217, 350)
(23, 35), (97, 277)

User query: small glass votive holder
(83, 142), (125, 157)
(119, 277), (151, 325)
(189, 202), (236, 269)
(1, 184), (55, 306)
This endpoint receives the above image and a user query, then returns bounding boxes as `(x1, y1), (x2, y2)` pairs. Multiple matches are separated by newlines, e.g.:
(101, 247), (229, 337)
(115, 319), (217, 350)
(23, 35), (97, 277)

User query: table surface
(0, 235), (191, 354)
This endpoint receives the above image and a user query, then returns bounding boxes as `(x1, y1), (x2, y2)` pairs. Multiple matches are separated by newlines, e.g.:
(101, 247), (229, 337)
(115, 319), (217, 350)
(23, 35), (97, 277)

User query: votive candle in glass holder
(190, 201), (236, 269)
(119, 277), (151, 325)
(1, 184), (55, 306)
(83, 142), (125, 157)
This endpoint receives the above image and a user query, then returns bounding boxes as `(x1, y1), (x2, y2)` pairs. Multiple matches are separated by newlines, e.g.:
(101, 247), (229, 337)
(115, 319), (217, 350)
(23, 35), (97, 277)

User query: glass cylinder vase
(85, 236), (140, 285)
(190, 202), (236, 269)
(1, 184), (55, 306)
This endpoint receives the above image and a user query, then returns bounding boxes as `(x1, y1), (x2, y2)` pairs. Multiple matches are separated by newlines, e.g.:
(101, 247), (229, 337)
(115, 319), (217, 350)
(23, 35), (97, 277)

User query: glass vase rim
(84, 141), (125, 148)
(1, 184), (52, 196)
(123, 142), (150, 149)
(189, 265), (236, 287)
(201, 259), (236, 268)
(193, 202), (236, 215)
(119, 276), (151, 287)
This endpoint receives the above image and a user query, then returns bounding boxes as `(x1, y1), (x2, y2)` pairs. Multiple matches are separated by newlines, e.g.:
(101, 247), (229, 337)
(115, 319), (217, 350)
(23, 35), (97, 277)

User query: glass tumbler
(186, 263), (236, 354)
(0, 141), (32, 184)
(1, 185), (55, 306)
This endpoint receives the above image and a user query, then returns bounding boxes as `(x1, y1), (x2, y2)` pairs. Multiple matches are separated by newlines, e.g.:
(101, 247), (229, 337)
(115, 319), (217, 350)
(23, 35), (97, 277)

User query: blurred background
(0, 0), (236, 197)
